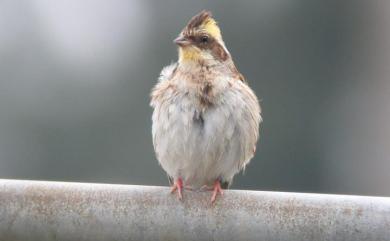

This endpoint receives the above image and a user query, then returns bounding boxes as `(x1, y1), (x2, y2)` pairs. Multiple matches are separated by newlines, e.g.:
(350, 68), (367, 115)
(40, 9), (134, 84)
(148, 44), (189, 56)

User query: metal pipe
(0, 179), (389, 241)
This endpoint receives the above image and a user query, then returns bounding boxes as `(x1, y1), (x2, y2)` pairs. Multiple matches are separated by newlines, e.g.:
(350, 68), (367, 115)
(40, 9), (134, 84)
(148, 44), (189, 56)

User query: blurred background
(0, 0), (389, 196)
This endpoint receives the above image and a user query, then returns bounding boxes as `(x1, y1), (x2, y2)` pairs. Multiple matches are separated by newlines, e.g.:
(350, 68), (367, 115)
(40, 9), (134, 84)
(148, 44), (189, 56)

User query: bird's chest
(169, 81), (222, 130)
(164, 84), (234, 150)
(152, 79), (246, 186)
(159, 89), (237, 184)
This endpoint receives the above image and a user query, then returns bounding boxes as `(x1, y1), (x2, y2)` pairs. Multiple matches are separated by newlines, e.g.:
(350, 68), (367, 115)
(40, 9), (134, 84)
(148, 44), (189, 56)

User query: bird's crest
(185, 10), (221, 40)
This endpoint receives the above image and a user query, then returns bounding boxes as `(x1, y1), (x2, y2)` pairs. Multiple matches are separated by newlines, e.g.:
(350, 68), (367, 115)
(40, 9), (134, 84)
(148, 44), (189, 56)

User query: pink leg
(210, 179), (224, 204)
(170, 178), (183, 200)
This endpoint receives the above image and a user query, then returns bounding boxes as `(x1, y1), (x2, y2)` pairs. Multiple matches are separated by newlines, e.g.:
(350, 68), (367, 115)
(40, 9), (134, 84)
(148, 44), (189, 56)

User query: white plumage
(151, 63), (261, 188)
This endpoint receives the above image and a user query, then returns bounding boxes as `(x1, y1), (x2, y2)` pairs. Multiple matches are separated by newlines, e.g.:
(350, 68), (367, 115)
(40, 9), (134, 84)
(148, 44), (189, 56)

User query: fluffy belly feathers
(152, 81), (260, 188)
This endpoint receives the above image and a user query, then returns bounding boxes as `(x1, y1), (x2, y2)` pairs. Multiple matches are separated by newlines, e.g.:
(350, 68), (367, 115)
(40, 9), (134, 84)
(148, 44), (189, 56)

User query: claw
(210, 180), (224, 204)
(170, 178), (183, 200)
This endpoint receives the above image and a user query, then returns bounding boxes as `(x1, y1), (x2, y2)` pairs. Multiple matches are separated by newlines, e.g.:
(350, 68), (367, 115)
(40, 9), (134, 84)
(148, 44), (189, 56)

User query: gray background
(1, 0), (389, 196)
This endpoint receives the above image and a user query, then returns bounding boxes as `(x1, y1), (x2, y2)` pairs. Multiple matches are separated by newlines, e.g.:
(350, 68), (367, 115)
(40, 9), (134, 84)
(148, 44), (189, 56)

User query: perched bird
(151, 10), (261, 203)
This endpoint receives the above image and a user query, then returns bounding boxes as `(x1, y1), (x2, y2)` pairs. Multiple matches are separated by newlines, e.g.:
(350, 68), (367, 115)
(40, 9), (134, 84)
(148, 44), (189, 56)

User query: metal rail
(0, 179), (389, 241)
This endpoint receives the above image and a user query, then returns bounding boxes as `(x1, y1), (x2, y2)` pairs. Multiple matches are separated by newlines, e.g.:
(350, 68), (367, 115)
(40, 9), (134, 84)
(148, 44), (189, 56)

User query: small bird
(151, 10), (261, 203)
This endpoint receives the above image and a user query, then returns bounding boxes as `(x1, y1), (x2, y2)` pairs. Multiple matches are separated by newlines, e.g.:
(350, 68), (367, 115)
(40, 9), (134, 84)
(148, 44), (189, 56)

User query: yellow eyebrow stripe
(201, 18), (221, 40)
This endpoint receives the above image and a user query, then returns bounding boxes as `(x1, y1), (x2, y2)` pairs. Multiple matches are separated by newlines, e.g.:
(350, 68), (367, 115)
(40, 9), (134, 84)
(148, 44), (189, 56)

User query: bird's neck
(177, 59), (220, 76)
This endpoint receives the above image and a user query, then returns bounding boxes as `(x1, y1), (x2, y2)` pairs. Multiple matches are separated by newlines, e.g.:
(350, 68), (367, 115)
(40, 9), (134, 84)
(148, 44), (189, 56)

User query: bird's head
(175, 10), (230, 64)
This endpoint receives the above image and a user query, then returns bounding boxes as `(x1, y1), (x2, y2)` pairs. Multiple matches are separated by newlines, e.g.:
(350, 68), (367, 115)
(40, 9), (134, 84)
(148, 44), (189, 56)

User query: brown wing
(227, 58), (246, 83)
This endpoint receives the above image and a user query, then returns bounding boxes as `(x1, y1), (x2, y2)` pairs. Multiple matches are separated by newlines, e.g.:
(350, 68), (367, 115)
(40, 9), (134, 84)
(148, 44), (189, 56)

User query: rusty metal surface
(0, 179), (389, 241)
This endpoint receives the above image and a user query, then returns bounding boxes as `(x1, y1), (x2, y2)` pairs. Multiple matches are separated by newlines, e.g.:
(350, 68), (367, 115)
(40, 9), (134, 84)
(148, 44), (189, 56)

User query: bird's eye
(200, 35), (209, 44)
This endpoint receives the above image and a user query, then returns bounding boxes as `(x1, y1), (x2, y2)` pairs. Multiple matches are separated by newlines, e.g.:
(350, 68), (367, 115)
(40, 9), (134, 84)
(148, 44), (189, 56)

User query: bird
(150, 10), (261, 203)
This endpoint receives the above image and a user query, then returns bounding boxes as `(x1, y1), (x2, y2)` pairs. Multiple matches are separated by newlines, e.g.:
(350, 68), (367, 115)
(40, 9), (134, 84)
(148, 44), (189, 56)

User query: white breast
(152, 77), (261, 188)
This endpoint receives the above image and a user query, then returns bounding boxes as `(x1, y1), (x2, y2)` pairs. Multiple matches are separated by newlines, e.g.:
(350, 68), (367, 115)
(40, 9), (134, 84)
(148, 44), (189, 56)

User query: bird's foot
(170, 178), (183, 200)
(210, 180), (224, 204)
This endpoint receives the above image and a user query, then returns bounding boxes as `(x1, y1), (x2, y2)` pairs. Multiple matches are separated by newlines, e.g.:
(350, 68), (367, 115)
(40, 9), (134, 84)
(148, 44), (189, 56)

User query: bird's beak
(174, 36), (190, 47)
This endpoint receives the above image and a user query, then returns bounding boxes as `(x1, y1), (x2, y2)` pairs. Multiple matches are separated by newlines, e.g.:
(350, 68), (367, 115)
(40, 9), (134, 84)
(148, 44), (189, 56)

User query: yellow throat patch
(179, 47), (202, 62)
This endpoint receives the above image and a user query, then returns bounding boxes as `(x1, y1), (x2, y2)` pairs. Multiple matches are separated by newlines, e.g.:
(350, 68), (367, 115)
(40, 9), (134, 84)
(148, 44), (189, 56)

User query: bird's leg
(210, 179), (224, 204)
(170, 178), (183, 200)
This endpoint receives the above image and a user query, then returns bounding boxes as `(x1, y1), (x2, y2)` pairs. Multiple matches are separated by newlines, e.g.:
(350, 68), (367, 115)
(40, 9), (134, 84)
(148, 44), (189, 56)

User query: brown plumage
(185, 10), (213, 30)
